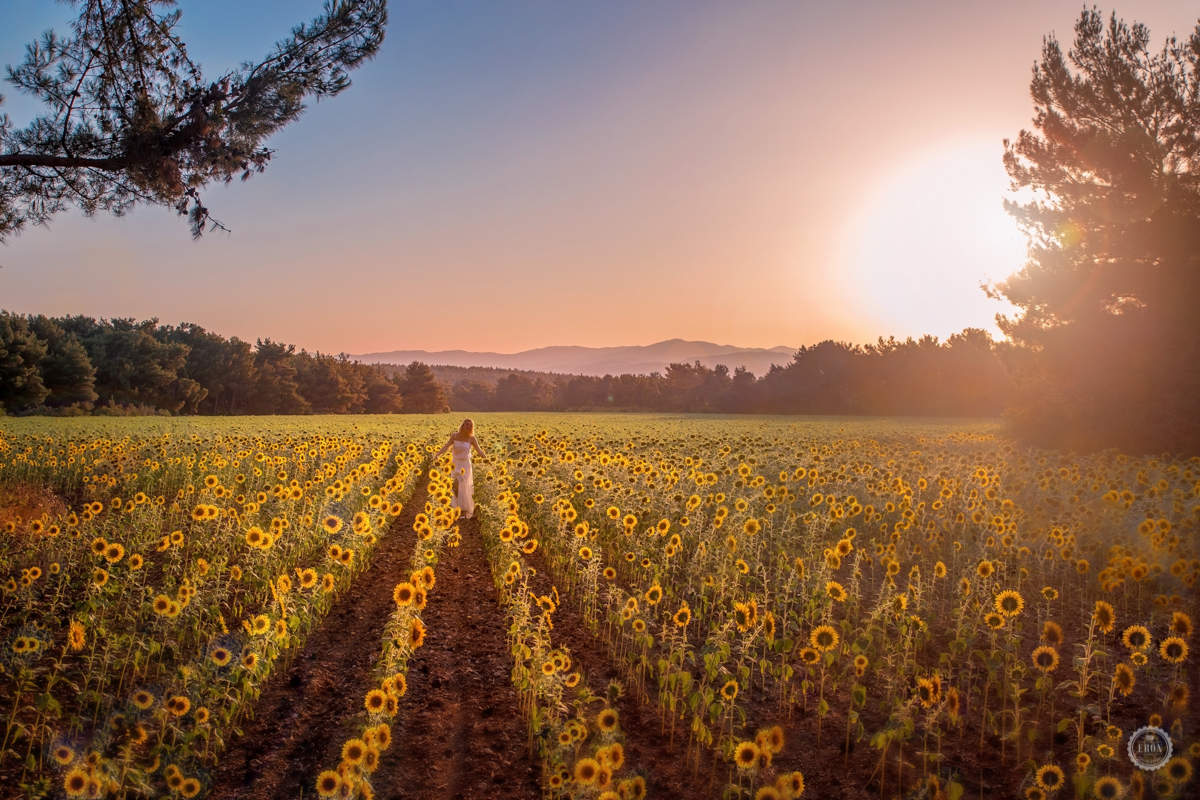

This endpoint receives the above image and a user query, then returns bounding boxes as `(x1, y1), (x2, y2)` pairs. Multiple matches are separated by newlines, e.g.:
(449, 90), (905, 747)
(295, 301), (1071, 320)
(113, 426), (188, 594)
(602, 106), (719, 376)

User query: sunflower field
(1, 414), (1196, 800)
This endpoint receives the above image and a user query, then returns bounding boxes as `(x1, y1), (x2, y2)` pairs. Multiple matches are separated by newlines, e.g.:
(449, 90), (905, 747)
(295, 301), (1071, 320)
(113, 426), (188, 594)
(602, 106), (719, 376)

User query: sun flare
(838, 141), (1026, 340)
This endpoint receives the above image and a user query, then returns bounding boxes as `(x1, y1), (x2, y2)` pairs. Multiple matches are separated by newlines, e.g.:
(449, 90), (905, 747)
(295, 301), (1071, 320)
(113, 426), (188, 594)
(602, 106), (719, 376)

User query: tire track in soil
(209, 474), (430, 800)
(519, 545), (724, 800)
(371, 514), (541, 800)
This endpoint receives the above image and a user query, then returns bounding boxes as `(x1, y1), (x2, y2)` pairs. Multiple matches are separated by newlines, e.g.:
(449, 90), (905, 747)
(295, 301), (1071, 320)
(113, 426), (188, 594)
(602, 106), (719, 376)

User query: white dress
(450, 439), (474, 517)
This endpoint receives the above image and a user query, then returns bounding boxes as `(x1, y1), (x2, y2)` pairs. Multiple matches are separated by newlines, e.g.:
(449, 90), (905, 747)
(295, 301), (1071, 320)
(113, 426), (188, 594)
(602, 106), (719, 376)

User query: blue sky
(1, 1), (1194, 353)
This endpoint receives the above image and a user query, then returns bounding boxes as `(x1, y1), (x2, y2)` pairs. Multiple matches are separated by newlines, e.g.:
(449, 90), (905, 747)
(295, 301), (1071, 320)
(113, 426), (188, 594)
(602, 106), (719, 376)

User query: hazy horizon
(1, 1), (1192, 353)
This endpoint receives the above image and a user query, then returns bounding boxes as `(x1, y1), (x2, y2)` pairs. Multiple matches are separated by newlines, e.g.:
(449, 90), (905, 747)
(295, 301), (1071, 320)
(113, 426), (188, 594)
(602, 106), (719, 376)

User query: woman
(433, 418), (486, 518)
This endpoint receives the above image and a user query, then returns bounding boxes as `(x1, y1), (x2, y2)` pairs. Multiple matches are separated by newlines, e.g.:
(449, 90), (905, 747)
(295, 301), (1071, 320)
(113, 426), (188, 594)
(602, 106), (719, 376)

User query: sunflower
(779, 771), (805, 798)
(1042, 620), (1064, 646)
(322, 515), (344, 534)
(1029, 645), (1059, 673)
(644, 583), (662, 605)
(916, 676), (941, 708)
(1035, 764), (1065, 791)
(1168, 681), (1189, 709)
(1093, 601), (1116, 633)
(720, 680), (738, 701)
(1042, 586), (1059, 601)
(734, 600), (758, 632)
(68, 620), (86, 651)
(762, 725), (784, 754)
(167, 695), (191, 717)
(1090, 776), (1123, 799)
(385, 671), (407, 698)
(995, 590), (1025, 617)
(63, 767), (90, 798)
(574, 757), (600, 784)
(976, 560), (995, 578)
(810, 625), (839, 652)
(364, 689), (387, 714)
(132, 689), (155, 710)
(734, 740), (760, 770)
(1121, 625), (1151, 651)
(362, 746), (381, 774)
(393, 582), (415, 607)
(674, 604), (691, 628)
(369, 723), (392, 751)
(1159, 636), (1188, 664)
(799, 646), (820, 665)
(1164, 756), (1192, 784)
(210, 646), (233, 667)
(1169, 611), (1193, 638)
(984, 612), (1006, 630)
(826, 581), (847, 602)
(597, 708), (619, 732)
(341, 737), (367, 765)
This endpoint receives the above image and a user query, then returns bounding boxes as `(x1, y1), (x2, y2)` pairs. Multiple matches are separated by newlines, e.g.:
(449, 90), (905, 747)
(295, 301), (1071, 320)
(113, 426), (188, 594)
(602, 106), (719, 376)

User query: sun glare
(838, 141), (1026, 340)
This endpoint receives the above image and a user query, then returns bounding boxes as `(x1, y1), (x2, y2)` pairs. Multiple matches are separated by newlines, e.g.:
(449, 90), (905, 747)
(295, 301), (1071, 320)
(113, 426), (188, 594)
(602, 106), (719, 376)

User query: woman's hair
(457, 418), (474, 437)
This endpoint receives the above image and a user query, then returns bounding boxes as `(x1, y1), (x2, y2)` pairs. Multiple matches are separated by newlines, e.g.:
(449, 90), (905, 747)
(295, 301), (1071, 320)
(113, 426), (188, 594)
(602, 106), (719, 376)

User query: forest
(0, 313), (1010, 417)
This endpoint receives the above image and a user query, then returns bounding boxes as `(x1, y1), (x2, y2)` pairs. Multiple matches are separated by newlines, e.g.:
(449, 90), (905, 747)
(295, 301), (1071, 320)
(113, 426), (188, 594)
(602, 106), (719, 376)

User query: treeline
(0, 313), (1013, 417)
(447, 329), (1011, 415)
(0, 313), (450, 414)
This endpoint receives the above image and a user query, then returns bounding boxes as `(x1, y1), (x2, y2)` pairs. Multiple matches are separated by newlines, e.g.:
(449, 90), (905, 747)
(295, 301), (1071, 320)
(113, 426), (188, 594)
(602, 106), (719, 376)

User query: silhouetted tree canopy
(0, 311), (1012, 417)
(398, 362), (449, 413)
(993, 9), (1200, 453)
(0, 0), (386, 240)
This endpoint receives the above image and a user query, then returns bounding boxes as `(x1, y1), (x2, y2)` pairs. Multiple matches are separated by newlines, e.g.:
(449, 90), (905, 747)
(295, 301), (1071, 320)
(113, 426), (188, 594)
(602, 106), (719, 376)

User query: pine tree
(993, 9), (1200, 452)
(0, 0), (386, 240)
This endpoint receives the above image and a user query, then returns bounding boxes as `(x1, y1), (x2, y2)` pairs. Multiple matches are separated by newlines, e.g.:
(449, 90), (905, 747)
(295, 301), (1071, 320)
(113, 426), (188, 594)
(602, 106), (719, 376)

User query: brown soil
(209, 475), (541, 800)
(370, 515), (541, 800)
(520, 544), (724, 799)
(0, 483), (68, 531)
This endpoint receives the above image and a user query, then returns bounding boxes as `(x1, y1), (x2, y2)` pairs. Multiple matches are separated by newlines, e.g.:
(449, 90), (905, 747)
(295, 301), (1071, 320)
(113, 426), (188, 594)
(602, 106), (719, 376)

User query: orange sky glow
(1, 1), (1192, 354)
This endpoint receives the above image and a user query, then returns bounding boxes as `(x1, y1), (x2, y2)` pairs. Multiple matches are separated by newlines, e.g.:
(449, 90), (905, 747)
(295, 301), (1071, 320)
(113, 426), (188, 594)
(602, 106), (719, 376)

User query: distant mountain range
(350, 339), (796, 377)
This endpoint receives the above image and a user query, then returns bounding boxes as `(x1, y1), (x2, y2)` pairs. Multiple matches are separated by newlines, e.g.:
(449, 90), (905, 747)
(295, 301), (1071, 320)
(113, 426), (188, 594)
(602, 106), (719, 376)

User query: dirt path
(520, 544), (724, 799)
(208, 479), (542, 800)
(207, 478), (431, 799)
(370, 515), (541, 800)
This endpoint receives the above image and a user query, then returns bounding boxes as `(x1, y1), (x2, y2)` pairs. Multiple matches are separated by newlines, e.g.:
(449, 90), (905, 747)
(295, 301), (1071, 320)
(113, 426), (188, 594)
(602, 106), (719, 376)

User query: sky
(0, 0), (1193, 354)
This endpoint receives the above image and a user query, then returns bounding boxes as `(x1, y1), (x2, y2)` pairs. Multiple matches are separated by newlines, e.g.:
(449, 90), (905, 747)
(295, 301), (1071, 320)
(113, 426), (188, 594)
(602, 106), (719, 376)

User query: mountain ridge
(350, 338), (795, 377)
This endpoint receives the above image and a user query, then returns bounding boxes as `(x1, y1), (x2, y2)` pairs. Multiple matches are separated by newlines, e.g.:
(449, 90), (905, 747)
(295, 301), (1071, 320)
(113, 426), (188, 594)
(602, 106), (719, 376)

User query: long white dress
(450, 439), (474, 517)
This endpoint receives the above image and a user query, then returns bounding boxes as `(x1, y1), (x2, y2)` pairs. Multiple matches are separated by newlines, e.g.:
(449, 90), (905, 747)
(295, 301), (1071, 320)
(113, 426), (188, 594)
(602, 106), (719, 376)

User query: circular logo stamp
(1127, 726), (1172, 771)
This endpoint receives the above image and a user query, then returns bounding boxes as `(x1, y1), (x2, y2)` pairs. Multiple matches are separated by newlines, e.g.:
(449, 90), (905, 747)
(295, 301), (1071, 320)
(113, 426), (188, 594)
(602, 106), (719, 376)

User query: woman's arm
(433, 435), (454, 458)
(471, 436), (486, 459)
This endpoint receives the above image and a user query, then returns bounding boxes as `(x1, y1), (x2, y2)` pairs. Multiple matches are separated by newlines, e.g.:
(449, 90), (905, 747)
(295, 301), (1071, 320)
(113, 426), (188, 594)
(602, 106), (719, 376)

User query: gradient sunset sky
(1, 1), (1192, 354)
